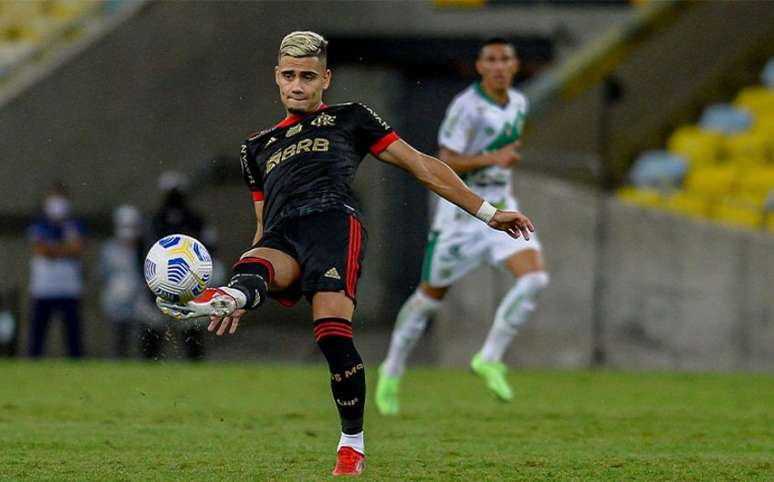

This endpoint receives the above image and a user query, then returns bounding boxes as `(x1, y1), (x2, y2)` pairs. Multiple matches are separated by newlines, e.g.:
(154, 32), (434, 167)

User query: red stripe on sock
(315, 329), (354, 342)
(233, 256), (275, 284)
(315, 326), (353, 337)
(314, 322), (353, 336)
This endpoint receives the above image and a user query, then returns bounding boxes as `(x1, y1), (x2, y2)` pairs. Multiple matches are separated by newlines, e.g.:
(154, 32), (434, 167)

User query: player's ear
(274, 66), (281, 86)
(511, 57), (519, 75)
(475, 58), (484, 77)
(322, 69), (332, 90)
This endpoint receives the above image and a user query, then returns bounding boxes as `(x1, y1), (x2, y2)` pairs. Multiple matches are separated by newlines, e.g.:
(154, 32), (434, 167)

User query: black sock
(227, 257), (273, 309)
(314, 317), (365, 434)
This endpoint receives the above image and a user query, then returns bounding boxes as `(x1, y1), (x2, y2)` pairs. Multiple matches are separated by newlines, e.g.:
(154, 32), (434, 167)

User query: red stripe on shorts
(346, 216), (362, 299)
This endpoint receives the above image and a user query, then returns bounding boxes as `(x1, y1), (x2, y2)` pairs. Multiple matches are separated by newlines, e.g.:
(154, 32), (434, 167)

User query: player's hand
(490, 141), (522, 168)
(487, 210), (535, 240)
(208, 309), (247, 336)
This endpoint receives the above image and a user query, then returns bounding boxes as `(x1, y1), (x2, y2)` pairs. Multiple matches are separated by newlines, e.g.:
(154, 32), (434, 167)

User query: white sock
(220, 287), (247, 309)
(480, 271), (549, 363)
(381, 290), (442, 377)
(338, 431), (365, 455)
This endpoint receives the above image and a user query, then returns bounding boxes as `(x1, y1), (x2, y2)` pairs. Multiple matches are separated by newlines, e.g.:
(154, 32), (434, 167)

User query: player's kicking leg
(472, 248), (549, 401)
(376, 282), (444, 415)
(156, 247), (299, 334)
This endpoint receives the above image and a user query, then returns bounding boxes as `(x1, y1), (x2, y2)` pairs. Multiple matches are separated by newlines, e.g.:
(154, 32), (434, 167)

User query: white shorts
(420, 222), (542, 288)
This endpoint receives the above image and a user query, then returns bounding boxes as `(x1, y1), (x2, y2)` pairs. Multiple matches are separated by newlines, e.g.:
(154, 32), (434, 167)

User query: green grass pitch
(1, 361), (772, 481)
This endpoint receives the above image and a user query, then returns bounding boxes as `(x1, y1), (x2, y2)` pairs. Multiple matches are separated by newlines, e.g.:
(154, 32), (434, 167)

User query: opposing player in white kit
(376, 38), (549, 414)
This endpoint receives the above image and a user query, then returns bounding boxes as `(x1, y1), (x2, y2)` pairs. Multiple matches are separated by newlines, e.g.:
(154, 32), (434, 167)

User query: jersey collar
(275, 103), (328, 128)
(474, 81), (509, 108)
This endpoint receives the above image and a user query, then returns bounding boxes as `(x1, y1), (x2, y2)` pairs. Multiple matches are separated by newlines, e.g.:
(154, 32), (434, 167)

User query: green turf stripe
(421, 231), (440, 282)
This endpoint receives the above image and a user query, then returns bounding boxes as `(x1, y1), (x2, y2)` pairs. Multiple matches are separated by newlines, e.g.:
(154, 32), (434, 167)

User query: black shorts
(255, 210), (367, 305)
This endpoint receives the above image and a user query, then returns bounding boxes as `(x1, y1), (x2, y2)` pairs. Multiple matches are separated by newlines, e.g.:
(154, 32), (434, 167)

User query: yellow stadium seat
(684, 165), (739, 197)
(46, 0), (100, 20)
(767, 213), (774, 236)
(0, 1), (57, 41)
(724, 131), (771, 163)
(713, 197), (764, 229)
(735, 86), (774, 115)
(732, 156), (768, 169)
(617, 187), (663, 209)
(663, 191), (712, 219)
(667, 126), (724, 167)
(738, 167), (774, 200)
(752, 111), (774, 136)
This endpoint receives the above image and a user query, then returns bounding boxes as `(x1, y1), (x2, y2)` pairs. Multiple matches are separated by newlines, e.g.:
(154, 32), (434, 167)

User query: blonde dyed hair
(278, 31), (328, 65)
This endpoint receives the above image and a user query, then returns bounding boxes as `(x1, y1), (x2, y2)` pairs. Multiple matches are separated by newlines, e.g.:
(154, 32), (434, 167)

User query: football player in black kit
(157, 31), (535, 477)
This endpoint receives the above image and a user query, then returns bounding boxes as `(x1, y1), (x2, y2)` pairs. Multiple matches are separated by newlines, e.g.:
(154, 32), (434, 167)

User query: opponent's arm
(377, 139), (534, 239)
(439, 142), (521, 175)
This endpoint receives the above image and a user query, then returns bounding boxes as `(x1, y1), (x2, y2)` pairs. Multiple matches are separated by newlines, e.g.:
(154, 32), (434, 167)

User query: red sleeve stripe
(369, 131), (400, 156)
(251, 191), (264, 201)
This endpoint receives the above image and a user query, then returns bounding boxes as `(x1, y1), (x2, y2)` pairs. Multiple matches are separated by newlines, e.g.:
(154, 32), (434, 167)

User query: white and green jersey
(433, 82), (527, 230)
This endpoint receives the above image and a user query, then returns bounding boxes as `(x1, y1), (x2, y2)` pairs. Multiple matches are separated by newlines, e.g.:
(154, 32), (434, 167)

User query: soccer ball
(144, 234), (212, 303)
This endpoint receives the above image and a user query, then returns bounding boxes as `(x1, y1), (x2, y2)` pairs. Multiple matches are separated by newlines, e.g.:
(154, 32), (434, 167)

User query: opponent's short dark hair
(479, 37), (517, 57)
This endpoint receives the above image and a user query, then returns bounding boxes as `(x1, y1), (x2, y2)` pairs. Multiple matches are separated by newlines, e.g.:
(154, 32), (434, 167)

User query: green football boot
(375, 364), (401, 416)
(470, 353), (513, 402)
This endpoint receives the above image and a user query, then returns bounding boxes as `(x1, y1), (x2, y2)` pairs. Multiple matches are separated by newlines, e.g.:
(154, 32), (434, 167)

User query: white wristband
(475, 201), (497, 223)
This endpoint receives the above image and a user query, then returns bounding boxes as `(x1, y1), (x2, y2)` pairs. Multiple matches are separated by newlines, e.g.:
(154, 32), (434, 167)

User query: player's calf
(226, 256), (275, 309)
(315, 317), (367, 460)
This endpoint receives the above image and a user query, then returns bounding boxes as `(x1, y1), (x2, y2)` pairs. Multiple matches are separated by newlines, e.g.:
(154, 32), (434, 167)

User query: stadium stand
(0, 1), (94, 76)
(619, 56), (774, 232)
(0, 0), (134, 87)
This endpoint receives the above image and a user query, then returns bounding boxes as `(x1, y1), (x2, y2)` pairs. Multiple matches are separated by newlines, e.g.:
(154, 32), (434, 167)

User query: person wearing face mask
(28, 184), (87, 358)
(141, 171), (209, 361)
(98, 205), (160, 358)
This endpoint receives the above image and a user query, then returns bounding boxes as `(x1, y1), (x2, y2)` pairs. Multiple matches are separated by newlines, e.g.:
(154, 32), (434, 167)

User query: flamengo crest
(311, 112), (336, 127)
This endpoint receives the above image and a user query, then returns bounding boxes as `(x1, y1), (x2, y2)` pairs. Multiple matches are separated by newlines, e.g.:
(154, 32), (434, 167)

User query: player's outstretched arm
(377, 139), (534, 240)
(439, 141), (521, 174)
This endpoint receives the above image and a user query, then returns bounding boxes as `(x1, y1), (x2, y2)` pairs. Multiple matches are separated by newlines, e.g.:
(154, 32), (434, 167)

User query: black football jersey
(240, 102), (399, 232)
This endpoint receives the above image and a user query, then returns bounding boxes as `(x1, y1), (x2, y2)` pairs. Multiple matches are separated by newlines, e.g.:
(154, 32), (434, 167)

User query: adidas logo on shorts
(324, 268), (341, 280)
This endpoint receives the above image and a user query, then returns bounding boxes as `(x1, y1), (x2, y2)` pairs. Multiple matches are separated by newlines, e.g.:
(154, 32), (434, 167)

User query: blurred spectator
(99, 205), (160, 358)
(0, 290), (18, 357)
(761, 57), (774, 88)
(143, 171), (208, 361)
(28, 183), (87, 358)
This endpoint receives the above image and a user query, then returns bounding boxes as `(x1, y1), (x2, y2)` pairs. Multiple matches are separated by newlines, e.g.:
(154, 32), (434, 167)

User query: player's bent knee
(419, 282), (448, 301)
(519, 271), (549, 297)
(312, 291), (354, 320)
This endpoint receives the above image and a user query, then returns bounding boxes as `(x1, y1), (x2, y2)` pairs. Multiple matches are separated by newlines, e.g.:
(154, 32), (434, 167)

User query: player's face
(275, 56), (331, 115)
(476, 44), (518, 92)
